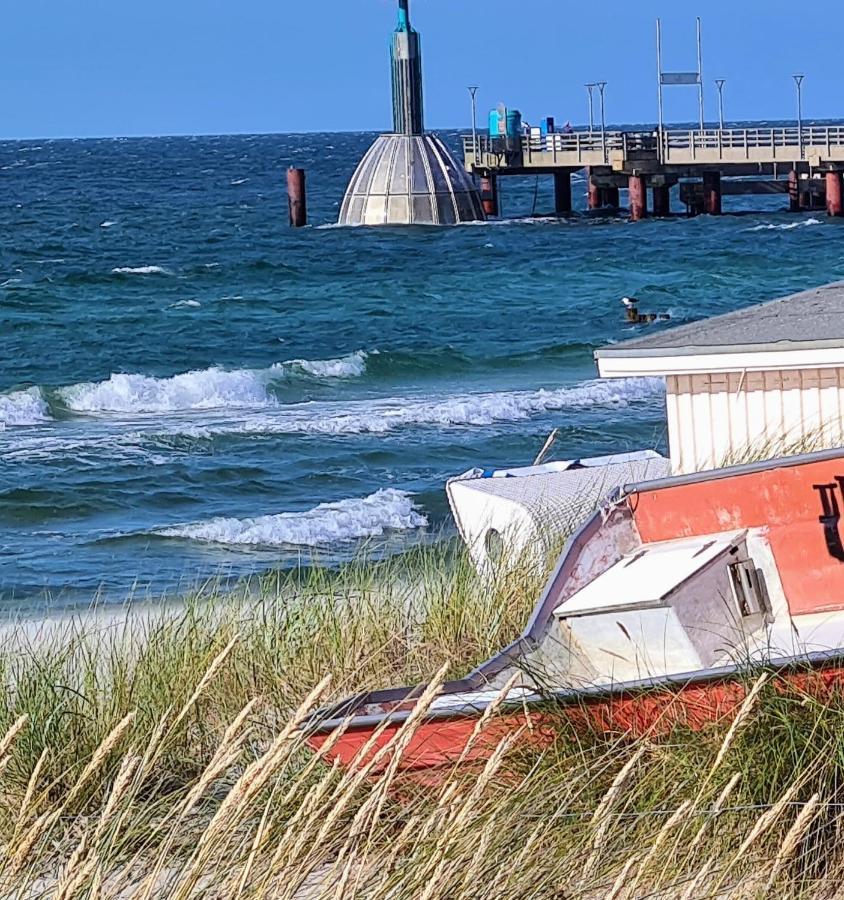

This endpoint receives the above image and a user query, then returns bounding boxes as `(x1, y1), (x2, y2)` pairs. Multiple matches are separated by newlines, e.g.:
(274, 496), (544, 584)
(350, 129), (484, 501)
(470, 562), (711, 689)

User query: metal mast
(391, 0), (424, 134)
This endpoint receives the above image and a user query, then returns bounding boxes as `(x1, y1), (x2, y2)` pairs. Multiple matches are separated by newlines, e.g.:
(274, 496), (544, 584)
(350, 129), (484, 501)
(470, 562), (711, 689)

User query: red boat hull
(306, 663), (844, 778)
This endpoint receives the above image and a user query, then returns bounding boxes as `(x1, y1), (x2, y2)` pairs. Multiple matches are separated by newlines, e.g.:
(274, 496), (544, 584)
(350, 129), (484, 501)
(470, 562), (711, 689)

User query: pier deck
(463, 125), (844, 219)
(464, 126), (844, 175)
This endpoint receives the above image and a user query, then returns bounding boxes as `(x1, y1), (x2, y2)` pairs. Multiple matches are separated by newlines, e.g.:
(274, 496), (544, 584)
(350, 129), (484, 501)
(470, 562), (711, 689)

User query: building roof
(596, 281), (844, 378)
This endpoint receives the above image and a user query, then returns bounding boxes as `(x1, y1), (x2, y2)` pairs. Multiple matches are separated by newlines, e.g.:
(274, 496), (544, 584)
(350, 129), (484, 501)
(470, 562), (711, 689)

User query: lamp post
(715, 79), (726, 130)
(585, 83), (596, 131)
(597, 81), (607, 163)
(793, 74), (805, 160)
(468, 86), (479, 166)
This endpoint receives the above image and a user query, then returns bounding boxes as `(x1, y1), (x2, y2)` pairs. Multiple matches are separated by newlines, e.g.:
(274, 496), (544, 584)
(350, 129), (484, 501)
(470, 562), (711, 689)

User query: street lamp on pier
(585, 83), (596, 132)
(468, 86), (480, 166)
(715, 79), (726, 131)
(597, 81), (607, 163)
(793, 74), (805, 159)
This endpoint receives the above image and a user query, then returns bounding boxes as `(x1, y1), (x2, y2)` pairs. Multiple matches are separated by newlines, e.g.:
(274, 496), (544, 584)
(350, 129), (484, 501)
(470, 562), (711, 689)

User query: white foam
(0, 387), (52, 427)
(170, 299), (202, 309)
(100, 221), (116, 228)
(111, 265), (172, 275)
(59, 369), (270, 414)
(279, 350), (369, 379)
(230, 178), (249, 186)
(748, 218), (822, 232)
(55, 352), (372, 415)
(191, 377), (664, 437)
(157, 488), (427, 546)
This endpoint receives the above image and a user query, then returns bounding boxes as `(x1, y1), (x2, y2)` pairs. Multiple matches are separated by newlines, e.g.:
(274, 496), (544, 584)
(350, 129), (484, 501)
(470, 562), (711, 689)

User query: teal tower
(338, 0), (484, 226)
(391, 0), (424, 135)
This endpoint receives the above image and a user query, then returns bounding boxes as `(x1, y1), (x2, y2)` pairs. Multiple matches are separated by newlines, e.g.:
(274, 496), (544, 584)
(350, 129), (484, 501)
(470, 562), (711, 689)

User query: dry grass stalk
(709, 673), (769, 777)
(14, 747), (50, 832)
(584, 743), (649, 876)
(7, 809), (55, 876)
(170, 634), (240, 733)
(0, 715), (27, 759)
(712, 779), (804, 894)
(679, 857), (715, 900)
(763, 792), (821, 892)
(176, 696), (260, 821)
(604, 854), (640, 900)
(169, 675), (332, 898)
(63, 710), (137, 810)
(445, 673), (521, 778)
(623, 799), (693, 896)
(689, 771), (742, 853)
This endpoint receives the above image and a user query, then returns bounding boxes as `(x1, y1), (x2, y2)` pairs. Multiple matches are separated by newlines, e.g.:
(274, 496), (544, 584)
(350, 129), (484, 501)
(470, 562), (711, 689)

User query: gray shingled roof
(595, 281), (844, 359)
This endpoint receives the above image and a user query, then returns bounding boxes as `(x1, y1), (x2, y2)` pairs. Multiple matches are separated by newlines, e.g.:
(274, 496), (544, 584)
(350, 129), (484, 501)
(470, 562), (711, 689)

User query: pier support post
(286, 167), (307, 227)
(588, 177), (602, 210)
(703, 171), (722, 215)
(652, 184), (671, 218)
(788, 170), (800, 212)
(827, 171), (844, 217)
(480, 175), (499, 217)
(628, 175), (647, 221)
(553, 171), (572, 216)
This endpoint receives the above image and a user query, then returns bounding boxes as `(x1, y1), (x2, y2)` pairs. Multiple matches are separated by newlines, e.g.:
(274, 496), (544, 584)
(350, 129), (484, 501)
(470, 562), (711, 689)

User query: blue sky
(2, 0), (840, 139)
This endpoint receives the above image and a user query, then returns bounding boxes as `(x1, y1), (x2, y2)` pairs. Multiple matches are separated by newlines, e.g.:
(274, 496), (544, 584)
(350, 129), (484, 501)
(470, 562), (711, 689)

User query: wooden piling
(553, 171), (572, 216)
(480, 175), (499, 217)
(703, 171), (722, 215)
(788, 170), (800, 212)
(827, 171), (843, 217)
(628, 175), (647, 221)
(652, 184), (671, 217)
(287, 167), (307, 227)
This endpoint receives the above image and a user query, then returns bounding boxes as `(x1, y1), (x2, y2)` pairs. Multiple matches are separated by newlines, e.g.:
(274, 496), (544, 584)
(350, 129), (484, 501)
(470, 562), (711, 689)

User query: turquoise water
(1, 130), (842, 603)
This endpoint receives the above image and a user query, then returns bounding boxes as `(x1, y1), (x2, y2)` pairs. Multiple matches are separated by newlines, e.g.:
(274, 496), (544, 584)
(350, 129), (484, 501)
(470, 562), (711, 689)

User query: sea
(1, 128), (842, 605)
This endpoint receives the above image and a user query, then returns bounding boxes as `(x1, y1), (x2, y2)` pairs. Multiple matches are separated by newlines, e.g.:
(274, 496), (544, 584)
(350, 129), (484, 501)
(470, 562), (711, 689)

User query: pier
(463, 125), (844, 219)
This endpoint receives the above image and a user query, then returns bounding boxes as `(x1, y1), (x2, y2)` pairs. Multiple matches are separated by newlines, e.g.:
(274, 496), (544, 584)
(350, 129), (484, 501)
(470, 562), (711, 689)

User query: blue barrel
(488, 109), (502, 137)
(505, 109), (522, 138)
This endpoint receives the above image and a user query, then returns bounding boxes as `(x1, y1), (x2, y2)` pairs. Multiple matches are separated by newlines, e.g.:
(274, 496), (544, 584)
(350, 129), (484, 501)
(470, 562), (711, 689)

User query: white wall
(666, 367), (844, 473)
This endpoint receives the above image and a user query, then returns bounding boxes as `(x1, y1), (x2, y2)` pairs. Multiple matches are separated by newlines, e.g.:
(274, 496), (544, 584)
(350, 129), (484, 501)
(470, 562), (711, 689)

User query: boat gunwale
(305, 645), (844, 735)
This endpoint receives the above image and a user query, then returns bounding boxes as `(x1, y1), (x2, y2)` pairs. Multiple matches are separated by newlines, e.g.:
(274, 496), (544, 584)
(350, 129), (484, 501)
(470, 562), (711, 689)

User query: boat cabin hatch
(553, 531), (770, 683)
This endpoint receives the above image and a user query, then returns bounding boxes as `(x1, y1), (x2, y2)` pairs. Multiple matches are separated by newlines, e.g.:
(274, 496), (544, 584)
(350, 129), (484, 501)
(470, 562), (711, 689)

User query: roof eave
(596, 344), (844, 379)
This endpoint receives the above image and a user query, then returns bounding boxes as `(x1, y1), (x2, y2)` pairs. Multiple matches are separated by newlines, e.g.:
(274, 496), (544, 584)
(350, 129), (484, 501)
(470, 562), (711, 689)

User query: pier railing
(463, 132), (629, 169)
(660, 126), (844, 164)
(463, 124), (844, 172)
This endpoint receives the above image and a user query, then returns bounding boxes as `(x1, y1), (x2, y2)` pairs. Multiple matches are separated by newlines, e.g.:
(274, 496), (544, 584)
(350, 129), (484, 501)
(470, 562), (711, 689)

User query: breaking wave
(184, 376), (664, 437)
(156, 488), (427, 546)
(59, 369), (271, 414)
(748, 218), (822, 232)
(278, 350), (369, 379)
(111, 265), (172, 275)
(56, 352), (371, 414)
(0, 387), (52, 427)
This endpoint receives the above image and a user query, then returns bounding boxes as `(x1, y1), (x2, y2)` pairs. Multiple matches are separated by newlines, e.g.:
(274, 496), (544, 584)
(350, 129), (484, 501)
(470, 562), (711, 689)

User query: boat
(446, 449), (669, 576)
(305, 447), (844, 776)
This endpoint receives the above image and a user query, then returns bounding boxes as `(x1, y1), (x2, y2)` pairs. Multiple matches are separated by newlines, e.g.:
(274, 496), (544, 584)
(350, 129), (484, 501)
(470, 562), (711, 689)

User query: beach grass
(1, 542), (844, 896)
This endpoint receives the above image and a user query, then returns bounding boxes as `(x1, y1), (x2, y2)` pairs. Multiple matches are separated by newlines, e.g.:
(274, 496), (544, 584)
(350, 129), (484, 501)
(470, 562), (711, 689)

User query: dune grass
(1, 542), (844, 896)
